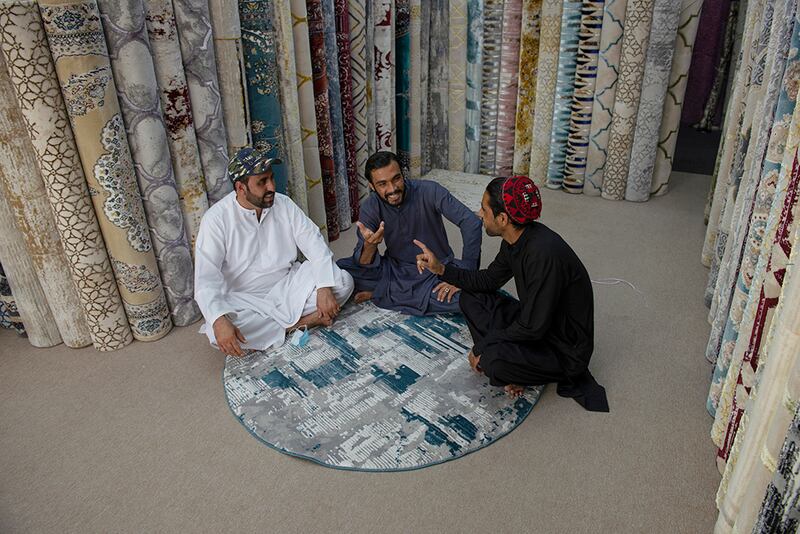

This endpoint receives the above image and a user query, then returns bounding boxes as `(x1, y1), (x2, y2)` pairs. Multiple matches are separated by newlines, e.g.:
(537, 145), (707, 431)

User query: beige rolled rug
(0, 192), (61, 347)
(511, 0), (542, 176)
(208, 0), (251, 155)
(274, 0), (310, 215)
(40, 0), (172, 342)
(652, 0), (704, 197)
(0, 58), (91, 348)
(583, 0), (628, 196)
(448, 0), (467, 172)
(0, 0), (131, 350)
(602, 0), (656, 200)
(528, 0), (562, 184)
(289, 0), (328, 235)
(0, 63), (63, 348)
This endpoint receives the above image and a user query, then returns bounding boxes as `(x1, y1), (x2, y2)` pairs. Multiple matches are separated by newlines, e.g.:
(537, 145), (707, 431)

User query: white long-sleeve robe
(194, 192), (353, 350)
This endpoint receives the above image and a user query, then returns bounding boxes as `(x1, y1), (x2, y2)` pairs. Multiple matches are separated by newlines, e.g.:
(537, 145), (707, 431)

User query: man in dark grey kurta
(415, 176), (608, 412)
(337, 151), (482, 315)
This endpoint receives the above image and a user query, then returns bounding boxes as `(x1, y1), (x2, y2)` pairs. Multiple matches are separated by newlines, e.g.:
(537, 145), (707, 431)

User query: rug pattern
(224, 302), (543, 471)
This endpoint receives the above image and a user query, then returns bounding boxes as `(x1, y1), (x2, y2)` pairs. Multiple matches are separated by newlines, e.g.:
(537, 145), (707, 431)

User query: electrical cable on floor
(591, 278), (649, 308)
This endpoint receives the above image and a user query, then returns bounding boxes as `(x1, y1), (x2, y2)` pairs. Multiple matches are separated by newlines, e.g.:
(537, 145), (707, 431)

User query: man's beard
(379, 187), (405, 206)
(246, 188), (274, 209)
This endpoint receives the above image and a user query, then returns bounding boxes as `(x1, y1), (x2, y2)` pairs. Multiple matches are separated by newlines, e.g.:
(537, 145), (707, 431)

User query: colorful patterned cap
(502, 175), (542, 224)
(228, 147), (282, 183)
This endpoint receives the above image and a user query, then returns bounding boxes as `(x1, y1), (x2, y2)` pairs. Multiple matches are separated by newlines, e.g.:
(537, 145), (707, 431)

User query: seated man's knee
(458, 290), (479, 312)
(336, 268), (355, 302)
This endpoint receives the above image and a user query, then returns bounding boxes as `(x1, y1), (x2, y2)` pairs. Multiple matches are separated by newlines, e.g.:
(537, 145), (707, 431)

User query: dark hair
(364, 151), (402, 183)
(485, 177), (526, 228)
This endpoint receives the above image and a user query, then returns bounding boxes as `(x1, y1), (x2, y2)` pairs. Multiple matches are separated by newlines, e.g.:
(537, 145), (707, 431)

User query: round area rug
(223, 301), (544, 471)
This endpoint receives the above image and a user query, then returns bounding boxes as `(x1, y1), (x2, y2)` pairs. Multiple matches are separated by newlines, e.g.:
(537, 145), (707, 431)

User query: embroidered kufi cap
(502, 175), (542, 224)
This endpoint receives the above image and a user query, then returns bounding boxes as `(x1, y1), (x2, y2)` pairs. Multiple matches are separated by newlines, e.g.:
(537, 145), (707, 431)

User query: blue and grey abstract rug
(223, 301), (543, 471)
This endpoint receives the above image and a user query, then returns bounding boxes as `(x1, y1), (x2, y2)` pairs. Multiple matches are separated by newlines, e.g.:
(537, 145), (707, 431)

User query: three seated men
(195, 149), (606, 409)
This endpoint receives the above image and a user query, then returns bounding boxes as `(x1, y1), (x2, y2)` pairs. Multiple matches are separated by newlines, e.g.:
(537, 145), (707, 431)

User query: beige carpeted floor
(0, 171), (721, 533)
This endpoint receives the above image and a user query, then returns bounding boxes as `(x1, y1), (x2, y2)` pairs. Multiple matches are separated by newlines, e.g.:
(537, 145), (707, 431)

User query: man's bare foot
(468, 350), (482, 373)
(290, 312), (332, 332)
(504, 384), (525, 398)
(354, 291), (373, 304)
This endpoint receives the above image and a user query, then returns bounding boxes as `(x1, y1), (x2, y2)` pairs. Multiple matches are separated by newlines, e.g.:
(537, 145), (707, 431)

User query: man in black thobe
(414, 176), (608, 412)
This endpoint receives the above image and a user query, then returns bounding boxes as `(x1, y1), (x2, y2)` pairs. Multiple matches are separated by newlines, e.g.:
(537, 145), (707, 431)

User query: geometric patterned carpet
(224, 301), (544, 471)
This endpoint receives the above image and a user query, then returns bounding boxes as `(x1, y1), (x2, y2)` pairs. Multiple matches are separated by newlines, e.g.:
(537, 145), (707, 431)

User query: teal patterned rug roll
(545, 1), (582, 188)
(464, 0), (484, 173)
(240, 0), (288, 194)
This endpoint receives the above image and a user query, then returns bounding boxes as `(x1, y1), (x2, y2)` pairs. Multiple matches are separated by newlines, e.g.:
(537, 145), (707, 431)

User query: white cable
(591, 277), (648, 306)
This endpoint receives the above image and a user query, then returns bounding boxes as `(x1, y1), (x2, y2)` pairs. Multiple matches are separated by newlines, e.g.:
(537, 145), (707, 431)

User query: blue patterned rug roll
(240, 0), (288, 194)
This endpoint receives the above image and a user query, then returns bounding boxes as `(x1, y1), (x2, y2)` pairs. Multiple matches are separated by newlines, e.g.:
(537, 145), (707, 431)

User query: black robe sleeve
(440, 245), (513, 293)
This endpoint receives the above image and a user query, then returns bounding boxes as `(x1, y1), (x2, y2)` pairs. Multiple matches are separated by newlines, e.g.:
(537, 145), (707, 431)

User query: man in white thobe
(195, 147), (354, 356)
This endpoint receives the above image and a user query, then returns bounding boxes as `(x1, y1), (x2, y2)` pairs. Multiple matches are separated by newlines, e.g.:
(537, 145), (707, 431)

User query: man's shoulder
(528, 223), (580, 261)
(202, 192), (235, 224)
(414, 179), (448, 194)
(273, 192), (295, 210)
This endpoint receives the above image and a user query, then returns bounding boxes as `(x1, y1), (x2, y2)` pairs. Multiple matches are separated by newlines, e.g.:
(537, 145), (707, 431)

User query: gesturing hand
(357, 221), (385, 247)
(414, 239), (444, 275)
(213, 315), (247, 357)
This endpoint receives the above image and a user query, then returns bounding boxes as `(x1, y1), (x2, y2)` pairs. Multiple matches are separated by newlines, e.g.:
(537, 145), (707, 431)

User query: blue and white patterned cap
(228, 147), (282, 183)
